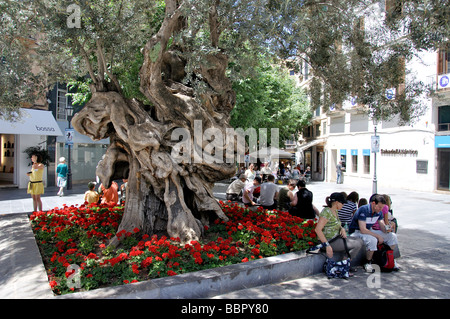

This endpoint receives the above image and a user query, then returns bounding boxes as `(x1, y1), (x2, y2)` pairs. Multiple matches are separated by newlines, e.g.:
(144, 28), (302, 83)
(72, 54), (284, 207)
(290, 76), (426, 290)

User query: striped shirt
(338, 201), (357, 224)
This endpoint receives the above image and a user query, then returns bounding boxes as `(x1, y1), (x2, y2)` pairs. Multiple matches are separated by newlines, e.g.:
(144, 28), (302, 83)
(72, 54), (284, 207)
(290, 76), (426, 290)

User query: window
(438, 46), (450, 75)
(363, 149), (370, 174)
(351, 150), (358, 173)
(56, 88), (68, 121)
(438, 105), (450, 131)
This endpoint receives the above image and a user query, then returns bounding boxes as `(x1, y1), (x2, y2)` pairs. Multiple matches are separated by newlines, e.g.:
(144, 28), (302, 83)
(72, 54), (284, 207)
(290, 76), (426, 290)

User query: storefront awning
(0, 109), (63, 136)
(297, 139), (324, 152)
(435, 135), (450, 148)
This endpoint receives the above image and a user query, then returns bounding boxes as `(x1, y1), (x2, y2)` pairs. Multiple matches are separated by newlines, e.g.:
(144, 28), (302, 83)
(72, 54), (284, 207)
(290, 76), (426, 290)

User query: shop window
(438, 105), (450, 132)
(363, 149), (370, 174)
(351, 150), (358, 173)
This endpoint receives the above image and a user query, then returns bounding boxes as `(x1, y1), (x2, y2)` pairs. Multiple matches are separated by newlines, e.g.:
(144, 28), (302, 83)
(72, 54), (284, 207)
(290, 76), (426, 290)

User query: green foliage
(0, 0), (448, 124)
(231, 57), (311, 144)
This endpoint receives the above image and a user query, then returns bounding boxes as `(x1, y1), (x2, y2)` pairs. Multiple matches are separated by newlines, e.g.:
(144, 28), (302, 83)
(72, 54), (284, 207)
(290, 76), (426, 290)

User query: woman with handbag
(314, 193), (363, 273)
(27, 153), (45, 212)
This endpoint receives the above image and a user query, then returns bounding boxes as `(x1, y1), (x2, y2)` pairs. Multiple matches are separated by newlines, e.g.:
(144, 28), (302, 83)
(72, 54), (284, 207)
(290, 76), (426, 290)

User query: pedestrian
(288, 180), (319, 219)
(336, 161), (343, 184)
(226, 174), (247, 201)
(84, 181), (99, 205)
(56, 157), (68, 196)
(349, 194), (400, 272)
(291, 166), (300, 181)
(259, 174), (279, 210)
(27, 153), (45, 212)
(315, 192), (364, 263)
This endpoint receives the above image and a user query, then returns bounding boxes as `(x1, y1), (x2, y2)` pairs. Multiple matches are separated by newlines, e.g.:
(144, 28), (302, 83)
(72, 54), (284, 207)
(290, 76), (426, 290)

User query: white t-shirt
(259, 182), (278, 206)
(242, 181), (256, 204)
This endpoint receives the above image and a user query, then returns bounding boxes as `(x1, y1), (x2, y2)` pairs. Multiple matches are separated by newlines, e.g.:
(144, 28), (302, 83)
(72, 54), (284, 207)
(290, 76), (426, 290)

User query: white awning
(248, 146), (294, 161)
(297, 139), (324, 152)
(0, 108), (63, 136)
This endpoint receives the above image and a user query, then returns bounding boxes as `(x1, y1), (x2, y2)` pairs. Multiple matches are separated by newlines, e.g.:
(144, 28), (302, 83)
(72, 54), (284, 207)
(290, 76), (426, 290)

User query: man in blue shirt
(350, 194), (399, 272)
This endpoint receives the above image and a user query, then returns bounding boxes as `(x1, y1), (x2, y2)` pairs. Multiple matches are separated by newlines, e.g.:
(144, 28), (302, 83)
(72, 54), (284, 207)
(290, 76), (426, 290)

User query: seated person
(84, 182), (99, 204)
(288, 180), (319, 219)
(226, 174), (246, 201)
(99, 181), (119, 205)
(242, 177), (261, 206)
(315, 192), (364, 263)
(277, 179), (296, 212)
(259, 175), (279, 210)
(349, 194), (400, 272)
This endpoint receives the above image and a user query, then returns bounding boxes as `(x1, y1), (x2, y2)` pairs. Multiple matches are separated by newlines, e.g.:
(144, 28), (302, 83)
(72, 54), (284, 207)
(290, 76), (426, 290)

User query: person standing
(56, 157), (68, 196)
(336, 161), (343, 184)
(27, 153), (45, 212)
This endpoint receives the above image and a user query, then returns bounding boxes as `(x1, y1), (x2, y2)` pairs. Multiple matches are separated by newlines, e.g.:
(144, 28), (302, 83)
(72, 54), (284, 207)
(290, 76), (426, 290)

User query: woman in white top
(245, 163), (256, 181)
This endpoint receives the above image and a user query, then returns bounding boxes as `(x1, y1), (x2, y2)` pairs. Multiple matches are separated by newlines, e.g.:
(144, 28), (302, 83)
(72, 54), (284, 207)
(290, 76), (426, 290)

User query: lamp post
(66, 105), (74, 190)
(371, 118), (379, 194)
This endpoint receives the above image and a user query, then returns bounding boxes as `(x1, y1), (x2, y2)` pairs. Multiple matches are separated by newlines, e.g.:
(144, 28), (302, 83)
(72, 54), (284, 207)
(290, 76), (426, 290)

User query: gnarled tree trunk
(72, 0), (239, 245)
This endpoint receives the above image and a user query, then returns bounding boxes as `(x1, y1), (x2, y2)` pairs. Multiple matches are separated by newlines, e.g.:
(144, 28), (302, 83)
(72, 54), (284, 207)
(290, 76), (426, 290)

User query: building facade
(292, 2), (450, 193)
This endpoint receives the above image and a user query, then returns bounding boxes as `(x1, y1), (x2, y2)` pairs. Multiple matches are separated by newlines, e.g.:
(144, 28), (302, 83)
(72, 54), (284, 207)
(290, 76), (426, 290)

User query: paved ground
(1, 178), (450, 300)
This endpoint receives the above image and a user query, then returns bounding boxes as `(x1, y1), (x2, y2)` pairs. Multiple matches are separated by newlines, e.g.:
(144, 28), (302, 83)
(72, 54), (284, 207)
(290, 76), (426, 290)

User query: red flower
(49, 280), (57, 289)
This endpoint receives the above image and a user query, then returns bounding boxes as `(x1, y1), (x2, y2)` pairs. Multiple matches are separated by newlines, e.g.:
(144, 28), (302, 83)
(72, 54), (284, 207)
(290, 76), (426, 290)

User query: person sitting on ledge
(226, 174), (246, 201)
(349, 193), (400, 272)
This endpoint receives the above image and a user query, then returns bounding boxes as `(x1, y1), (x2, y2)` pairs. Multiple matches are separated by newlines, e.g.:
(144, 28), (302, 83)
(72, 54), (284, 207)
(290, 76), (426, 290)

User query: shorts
(57, 176), (67, 188)
(351, 230), (398, 251)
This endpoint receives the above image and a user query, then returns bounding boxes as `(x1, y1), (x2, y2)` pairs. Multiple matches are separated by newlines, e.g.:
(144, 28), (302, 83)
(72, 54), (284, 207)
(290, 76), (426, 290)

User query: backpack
(372, 243), (395, 272)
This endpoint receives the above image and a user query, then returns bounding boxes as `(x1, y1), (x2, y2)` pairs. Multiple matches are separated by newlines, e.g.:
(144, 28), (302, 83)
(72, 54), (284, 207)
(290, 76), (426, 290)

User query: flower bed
(30, 201), (317, 295)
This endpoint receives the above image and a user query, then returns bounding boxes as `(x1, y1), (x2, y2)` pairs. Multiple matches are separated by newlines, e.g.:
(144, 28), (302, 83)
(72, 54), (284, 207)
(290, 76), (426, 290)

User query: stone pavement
(1, 179), (450, 299)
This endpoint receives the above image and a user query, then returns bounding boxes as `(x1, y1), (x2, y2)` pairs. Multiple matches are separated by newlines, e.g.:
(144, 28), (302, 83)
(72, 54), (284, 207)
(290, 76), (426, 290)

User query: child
(84, 182), (99, 205)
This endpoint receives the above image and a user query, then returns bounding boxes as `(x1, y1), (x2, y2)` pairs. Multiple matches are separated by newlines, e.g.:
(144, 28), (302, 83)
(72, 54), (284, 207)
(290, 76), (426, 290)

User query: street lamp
(371, 117), (380, 194)
(66, 104), (74, 190)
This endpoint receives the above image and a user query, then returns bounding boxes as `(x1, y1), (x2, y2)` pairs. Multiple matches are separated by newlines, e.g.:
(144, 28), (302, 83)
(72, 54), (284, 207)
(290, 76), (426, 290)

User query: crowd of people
(226, 167), (401, 275)
(236, 161), (312, 186)
(27, 150), (400, 275)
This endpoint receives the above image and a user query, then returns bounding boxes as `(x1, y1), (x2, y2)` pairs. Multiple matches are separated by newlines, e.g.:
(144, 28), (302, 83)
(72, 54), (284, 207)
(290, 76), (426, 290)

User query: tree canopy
(1, 0), (448, 123)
